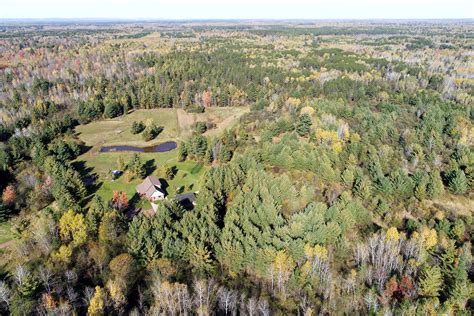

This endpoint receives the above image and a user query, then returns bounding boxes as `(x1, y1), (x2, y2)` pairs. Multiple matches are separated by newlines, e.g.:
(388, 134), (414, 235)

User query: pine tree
(296, 114), (312, 137)
(219, 145), (231, 163)
(448, 169), (468, 194)
(178, 142), (188, 162)
(414, 172), (429, 200)
(427, 170), (444, 198)
(419, 266), (443, 298)
(0, 203), (11, 222)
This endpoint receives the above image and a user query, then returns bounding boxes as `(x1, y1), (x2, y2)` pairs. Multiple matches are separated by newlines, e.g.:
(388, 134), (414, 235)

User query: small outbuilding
(136, 176), (165, 201)
(174, 192), (197, 208)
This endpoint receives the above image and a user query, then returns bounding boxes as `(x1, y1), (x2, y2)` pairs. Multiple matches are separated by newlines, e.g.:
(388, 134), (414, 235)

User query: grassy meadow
(75, 106), (249, 147)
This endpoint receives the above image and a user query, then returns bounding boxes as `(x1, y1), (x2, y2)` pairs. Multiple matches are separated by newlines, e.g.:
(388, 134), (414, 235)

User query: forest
(0, 20), (473, 315)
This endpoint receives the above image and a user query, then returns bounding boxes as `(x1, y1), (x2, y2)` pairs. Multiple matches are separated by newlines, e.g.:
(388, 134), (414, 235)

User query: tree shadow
(158, 179), (169, 195)
(128, 192), (141, 208)
(81, 181), (103, 207)
(144, 159), (156, 177)
(78, 143), (93, 155)
(71, 160), (94, 178)
(72, 160), (102, 206)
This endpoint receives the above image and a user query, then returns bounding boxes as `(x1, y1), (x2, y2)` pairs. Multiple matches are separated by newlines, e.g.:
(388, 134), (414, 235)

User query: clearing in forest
(76, 106), (249, 147)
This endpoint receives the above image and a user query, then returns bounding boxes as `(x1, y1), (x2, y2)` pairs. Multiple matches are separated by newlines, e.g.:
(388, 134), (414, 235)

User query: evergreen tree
(0, 203), (11, 222)
(419, 266), (443, 298)
(427, 170), (445, 198)
(448, 169), (468, 194)
(178, 142), (188, 162)
(296, 114), (312, 137)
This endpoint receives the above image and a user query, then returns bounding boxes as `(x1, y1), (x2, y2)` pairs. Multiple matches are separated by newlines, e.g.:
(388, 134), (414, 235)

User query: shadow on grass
(126, 193), (146, 218)
(144, 159), (156, 177)
(71, 160), (95, 178)
(72, 160), (103, 207)
(81, 181), (103, 207)
(78, 143), (93, 155)
(158, 179), (169, 196)
(129, 192), (141, 208)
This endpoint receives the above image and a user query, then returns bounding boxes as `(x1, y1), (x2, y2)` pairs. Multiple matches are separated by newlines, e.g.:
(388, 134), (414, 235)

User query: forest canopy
(0, 20), (472, 315)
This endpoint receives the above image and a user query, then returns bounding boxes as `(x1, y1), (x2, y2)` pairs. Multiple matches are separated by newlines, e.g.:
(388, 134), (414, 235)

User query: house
(136, 176), (165, 201)
(174, 192), (197, 208)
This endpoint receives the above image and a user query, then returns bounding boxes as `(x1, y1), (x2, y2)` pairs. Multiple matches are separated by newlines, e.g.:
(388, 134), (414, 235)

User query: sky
(0, 0), (472, 20)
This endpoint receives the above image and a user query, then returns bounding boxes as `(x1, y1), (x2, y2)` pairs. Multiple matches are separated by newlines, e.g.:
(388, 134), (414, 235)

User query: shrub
(142, 123), (163, 141)
(131, 121), (145, 134)
(194, 121), (207, 134)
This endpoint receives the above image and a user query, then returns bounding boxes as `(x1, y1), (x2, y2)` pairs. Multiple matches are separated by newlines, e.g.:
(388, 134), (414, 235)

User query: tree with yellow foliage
(269, 250), (295, 299)
(386, 227), (400, 241)
(59, 210), (87, 247)
(88, 286), (105, 316)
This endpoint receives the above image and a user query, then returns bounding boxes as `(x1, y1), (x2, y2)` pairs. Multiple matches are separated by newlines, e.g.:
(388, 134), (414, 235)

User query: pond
(100, 141), (177, 153)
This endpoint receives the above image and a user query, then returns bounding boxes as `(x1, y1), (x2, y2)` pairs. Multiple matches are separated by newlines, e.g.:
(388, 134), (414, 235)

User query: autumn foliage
(111, 191), (129, 211)
(2, 185), (15, 205)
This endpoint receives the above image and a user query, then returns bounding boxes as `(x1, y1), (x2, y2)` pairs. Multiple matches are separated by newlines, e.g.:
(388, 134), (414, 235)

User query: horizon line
(1, 17), (473, 21)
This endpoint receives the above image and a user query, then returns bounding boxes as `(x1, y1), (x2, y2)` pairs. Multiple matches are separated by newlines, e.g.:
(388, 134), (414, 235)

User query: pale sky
(0, 0), (472, 20)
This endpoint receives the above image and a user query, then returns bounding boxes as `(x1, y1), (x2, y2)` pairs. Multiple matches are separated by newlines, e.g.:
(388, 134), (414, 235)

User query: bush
(194, 121), (207, 134)
(185, 105), (205, 113)
(142, 123), (163, 141)
(131, 121), (145, 134)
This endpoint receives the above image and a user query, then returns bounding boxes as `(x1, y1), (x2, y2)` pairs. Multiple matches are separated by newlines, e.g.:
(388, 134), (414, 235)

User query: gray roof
(175, 192), (196, 204)
(136, 176), (162, 198)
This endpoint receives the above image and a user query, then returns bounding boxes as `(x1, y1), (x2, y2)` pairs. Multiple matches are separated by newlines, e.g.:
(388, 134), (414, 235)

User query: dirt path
(0, 239), (14, 249)
(176, 109), (195, 138)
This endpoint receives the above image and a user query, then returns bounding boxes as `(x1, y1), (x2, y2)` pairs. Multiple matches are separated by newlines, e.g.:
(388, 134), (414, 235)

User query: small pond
(100, 141), (177, 153)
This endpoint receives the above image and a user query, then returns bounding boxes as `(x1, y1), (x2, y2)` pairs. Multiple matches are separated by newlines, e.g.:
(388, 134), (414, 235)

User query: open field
(76, 106), (250, 147)
(75, 109), (180, 147)
(177, 106), (250, 138)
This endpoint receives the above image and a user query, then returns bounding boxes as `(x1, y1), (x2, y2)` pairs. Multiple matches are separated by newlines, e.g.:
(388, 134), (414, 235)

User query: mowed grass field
(76, 109), (180, 147)
(75, 149), (207, 205)
(75, 106), (250, 147)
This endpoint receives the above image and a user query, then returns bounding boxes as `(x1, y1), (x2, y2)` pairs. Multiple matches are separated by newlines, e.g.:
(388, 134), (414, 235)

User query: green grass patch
(0, 221), (13, 244)
(190, 162), (204, 174)
(76, 149), (208, 205)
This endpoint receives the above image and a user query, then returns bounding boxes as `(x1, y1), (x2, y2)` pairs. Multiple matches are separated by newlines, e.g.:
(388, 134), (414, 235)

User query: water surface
(100, 141), (177, 153)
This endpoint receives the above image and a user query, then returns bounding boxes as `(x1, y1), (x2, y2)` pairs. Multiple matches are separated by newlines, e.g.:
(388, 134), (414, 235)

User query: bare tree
(83, 286), (95, 307)
(151, 277), (191, 315)
(257, 298), (270, 316)
(217, 286), (237, 315)
(14, 264), (28, 287)
(39, 266), (55, 294)
(246, 296), (257, 316)
(0, 281), (10, 308)
(193, 278), (218, 316)
(64, 270), (77, 285)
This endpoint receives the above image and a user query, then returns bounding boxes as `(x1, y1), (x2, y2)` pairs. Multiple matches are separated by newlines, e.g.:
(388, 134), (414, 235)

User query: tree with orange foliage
(2, 185), (15, 205)
(399, 275), (415, 298)
(111, 191), (128, 211)
(202, 91), (212, 107)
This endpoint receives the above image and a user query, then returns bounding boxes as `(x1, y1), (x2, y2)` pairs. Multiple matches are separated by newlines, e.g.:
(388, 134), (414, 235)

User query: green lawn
(75, 149), (207, 207)
(0, 222), (13, 245)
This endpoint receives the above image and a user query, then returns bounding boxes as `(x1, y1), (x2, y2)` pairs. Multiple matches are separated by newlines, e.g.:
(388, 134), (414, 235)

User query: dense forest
(0, 20), (473, 315)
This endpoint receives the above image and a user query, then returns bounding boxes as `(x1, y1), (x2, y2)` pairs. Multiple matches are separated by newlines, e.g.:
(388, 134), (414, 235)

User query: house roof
(136, 176), (162, 199)
(175, 192), (196, 204)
